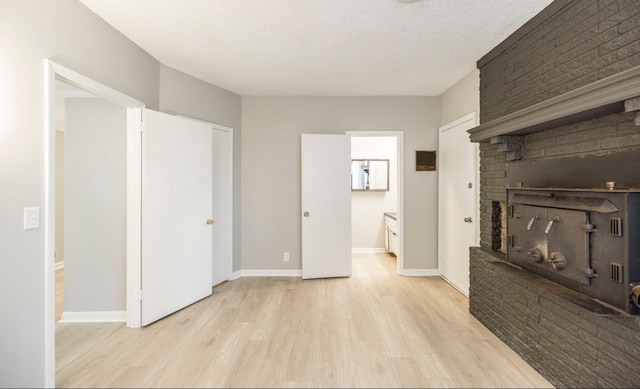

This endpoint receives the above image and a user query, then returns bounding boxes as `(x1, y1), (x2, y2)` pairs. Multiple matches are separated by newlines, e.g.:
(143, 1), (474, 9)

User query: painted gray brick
(474, 2), (640, 387)
(470, 249), (640, 388)
(592, 353), (640, 388)
(596, 327), (640, 359)
(541, 140), (602, 157)
(600, 132), (640, 149)
(539, 296), (598, 335)
(480, 1), (640, 123)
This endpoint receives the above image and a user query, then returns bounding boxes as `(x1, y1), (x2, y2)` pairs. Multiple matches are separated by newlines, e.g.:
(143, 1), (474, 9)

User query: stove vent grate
(610, 262), (623, 283)
(610, 217), (622, 236)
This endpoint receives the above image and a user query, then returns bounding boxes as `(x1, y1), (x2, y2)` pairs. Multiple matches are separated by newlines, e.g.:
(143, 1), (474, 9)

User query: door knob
(206, 219), (214, 225)
(464, 217), (472, 223)
(303, 211), (310, 217)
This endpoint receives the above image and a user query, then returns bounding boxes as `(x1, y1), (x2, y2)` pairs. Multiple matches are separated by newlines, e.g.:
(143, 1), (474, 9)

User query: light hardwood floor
(55, 253), (553, 388)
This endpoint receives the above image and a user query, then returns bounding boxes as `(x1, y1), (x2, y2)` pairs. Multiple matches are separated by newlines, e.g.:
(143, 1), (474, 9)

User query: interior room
(2, 0), (639, 388)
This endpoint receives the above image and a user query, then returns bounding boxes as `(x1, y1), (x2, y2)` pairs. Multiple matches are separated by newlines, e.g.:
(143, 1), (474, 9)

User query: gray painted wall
(64, 98), (127, 314)
(241, 96), (439, 272)
(0, 1), (241, 386)
(439, 69), (480, 126)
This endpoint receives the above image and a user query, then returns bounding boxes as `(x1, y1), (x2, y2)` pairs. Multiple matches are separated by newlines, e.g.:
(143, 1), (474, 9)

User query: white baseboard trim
(59, 310), (126, 323)
(55, 261), (64, 270)
(232, 269), (302, 280)
(352, 248), (388, 253)
(440, 275), (469, 298)
(400, 268), (440, 277)
(231, 267), (437, 279)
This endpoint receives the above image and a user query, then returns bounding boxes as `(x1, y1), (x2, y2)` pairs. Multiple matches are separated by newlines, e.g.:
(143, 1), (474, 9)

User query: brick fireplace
(467, 1), (640, 387)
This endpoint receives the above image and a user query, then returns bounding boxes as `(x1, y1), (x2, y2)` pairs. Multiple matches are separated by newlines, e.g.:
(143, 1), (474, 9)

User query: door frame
(44, 60), (145, 385)
(437, 112), (480, 294)
(346, 131), (404, 275)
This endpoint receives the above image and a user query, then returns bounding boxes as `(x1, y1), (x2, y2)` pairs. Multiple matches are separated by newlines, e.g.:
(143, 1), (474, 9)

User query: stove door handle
(545, 216), (560, 234)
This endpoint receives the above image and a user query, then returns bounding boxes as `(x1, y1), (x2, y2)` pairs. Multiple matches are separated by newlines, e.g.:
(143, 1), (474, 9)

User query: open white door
(438, 113), (478, 296)
(301, 134), (351, 279)
(141, 109), (213, 326)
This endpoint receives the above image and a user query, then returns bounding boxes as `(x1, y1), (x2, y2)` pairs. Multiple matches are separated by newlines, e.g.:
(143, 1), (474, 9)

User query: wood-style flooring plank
(55, 253), (553, 388)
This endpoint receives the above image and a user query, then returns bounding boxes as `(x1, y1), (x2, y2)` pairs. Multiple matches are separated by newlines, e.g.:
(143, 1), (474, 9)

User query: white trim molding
(59, 311), (127, 323)
(232, 269), (303, 280)
(401, 268), (440, 277)
(440, 275), (469, 298)
(352, 248), (388, 253)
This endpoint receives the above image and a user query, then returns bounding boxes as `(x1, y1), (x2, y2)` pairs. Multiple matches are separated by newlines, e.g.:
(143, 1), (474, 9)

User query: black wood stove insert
(506, 152), (640, 314)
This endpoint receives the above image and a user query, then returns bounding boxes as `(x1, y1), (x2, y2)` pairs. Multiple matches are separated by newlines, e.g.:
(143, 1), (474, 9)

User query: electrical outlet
(283, 252), (290, 262)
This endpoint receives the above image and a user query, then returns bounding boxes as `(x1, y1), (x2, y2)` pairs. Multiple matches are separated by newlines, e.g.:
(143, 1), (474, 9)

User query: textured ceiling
(79, 0), (553, 96)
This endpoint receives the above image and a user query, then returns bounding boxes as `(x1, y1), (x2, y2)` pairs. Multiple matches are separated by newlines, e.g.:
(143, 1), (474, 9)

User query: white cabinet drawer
(386, 216), (396, 229)
(384, 214), (397, 255)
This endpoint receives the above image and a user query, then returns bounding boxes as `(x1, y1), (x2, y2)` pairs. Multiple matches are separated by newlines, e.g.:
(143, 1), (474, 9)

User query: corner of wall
(439, 69), (480, 127)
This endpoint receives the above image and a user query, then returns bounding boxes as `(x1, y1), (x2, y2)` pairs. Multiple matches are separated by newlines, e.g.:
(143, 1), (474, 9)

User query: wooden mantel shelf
(468, 65), (640, 143)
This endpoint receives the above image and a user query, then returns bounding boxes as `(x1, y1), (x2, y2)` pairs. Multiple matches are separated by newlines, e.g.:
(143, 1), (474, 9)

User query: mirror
(351, 159), (389, 191)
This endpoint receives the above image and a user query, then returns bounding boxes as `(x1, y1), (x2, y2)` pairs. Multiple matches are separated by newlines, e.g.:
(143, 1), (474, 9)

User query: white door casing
(141, 109), (213, 326)
(46, 62), (227, 384)
(45, 60), (145, 385)
(438, 113), (479, 296)
(347, 131), (404, 274)
(301, 134), (352, 279)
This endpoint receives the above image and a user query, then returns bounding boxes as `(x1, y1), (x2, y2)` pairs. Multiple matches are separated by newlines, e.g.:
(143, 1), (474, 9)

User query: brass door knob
(206, 219), (214, 225)
(303, 211), (310, 217)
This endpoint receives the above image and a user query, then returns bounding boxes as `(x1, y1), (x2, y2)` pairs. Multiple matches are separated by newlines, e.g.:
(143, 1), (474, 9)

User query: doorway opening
(54, 81), (128, 323)
(44, 60), (145, 385)
(348, 131), (404, 275)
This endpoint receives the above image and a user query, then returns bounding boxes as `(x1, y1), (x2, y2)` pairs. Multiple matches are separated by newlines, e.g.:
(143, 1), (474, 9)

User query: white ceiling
(79, 0), (553, 96)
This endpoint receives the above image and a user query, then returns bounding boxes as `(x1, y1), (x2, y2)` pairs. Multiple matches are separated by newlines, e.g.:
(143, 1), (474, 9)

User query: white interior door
(141, 109), (213, 326)
(211, 126), (233, 285)
(438, 114), (478, 296)
(301, 134), (351, 279)
(176, 116), (234, 287)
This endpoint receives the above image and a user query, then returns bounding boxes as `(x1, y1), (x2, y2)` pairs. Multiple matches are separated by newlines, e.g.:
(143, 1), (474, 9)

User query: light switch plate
(24, 207), (40, 230)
